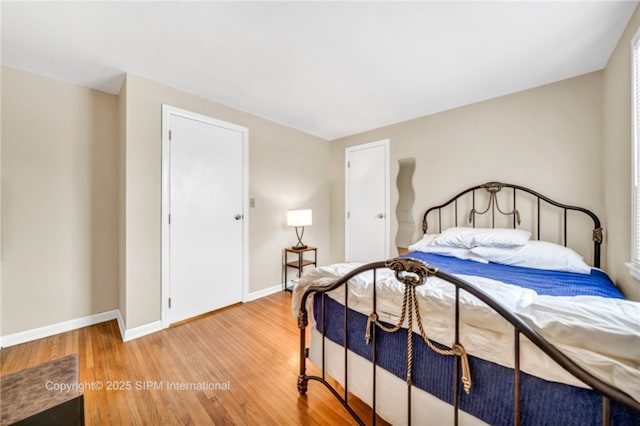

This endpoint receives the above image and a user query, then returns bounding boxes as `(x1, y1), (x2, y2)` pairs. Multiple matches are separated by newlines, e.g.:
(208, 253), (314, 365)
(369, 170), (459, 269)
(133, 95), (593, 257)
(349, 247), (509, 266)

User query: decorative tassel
(453, 343), (473, 394)
(365, 313), (378, 344)
(365, 259), (473, 396)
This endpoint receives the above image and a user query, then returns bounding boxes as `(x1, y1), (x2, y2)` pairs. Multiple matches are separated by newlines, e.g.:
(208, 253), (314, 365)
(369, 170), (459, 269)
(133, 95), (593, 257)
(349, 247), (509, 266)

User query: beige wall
(121, 74), (330, 329)
(1, 66), (119, 335)
(0, 67), (330, 336)
(603, 5), (640, 300)
(0, 67), (330, 337)
(330, 72), (605, 271)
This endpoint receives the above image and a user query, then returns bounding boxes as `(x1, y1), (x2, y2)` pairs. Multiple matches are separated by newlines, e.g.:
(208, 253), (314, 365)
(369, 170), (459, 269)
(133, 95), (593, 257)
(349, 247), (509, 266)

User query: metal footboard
(296, 257), (640, 426)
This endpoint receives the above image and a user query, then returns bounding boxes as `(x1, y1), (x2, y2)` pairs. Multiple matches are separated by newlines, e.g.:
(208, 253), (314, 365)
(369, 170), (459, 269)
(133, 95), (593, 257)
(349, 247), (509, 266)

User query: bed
(293, 182), (640, 425)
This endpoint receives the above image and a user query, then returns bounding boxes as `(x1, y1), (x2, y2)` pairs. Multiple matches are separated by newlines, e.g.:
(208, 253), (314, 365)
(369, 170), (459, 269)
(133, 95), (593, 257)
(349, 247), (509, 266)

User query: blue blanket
(402, 251), (625, 299)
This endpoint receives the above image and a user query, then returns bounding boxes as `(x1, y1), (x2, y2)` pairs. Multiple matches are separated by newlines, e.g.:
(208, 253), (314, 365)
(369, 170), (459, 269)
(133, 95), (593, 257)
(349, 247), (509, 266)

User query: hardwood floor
(0, 292), (386, 425)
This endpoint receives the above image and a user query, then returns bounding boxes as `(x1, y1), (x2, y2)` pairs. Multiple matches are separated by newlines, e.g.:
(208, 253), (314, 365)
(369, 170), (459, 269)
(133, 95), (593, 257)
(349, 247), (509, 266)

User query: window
(629, 28), (640, 281)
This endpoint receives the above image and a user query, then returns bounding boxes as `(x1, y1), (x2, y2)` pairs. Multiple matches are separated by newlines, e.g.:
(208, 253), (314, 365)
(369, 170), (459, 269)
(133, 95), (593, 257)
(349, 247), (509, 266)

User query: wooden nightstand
(283, 246), (317, 291)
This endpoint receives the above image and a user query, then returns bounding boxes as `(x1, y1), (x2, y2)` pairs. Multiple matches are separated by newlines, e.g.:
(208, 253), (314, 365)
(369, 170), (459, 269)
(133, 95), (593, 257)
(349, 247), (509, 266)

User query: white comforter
(292, 262), (640, 401)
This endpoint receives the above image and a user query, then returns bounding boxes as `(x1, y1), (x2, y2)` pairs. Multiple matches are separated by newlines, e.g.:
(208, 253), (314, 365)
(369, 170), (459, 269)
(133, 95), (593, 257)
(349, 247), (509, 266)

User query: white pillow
(432, 227), (531, 249)
(470, 240), (592, 274)
(408, 234), (489, 263)
(407, 234), (438, 252)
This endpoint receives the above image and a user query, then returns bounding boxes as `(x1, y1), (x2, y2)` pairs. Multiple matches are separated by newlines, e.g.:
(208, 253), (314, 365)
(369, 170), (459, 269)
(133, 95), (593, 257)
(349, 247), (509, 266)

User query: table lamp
(287, 209), (312, 249)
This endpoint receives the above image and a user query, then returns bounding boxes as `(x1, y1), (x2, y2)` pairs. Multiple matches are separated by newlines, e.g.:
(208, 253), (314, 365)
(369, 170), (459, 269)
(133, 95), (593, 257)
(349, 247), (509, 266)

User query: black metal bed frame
(296, 182), (638, 425)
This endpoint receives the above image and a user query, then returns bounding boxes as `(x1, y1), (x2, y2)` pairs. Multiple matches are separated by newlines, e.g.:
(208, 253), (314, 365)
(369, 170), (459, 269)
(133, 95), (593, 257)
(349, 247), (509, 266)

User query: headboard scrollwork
(421, 182), (603, 268)
(468, 182), (521, 226)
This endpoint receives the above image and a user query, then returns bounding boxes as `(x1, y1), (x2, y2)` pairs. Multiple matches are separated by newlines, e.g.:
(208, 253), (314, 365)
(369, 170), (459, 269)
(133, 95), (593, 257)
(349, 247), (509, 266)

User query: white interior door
(345, 139), (390, 262)
(163, 106), (247, 325)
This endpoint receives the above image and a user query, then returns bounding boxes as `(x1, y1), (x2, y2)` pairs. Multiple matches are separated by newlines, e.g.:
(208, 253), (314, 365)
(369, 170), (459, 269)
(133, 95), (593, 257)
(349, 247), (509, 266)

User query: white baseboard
(0, 309), (165, 348)
(0, 285), (287, 349)
(116, 309), (127, 341)
(116, 310), (162, 342)
(1, 309), (119, 348)
(245, 283), (283, 302)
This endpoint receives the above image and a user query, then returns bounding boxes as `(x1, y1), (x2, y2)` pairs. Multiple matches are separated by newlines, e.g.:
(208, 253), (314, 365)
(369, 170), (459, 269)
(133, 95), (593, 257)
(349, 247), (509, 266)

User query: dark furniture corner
(1, 354), (85, 426)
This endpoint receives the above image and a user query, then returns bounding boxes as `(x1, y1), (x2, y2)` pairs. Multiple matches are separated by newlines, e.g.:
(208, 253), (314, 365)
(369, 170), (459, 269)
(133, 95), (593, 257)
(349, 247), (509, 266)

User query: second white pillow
(471, 240), (592, 274)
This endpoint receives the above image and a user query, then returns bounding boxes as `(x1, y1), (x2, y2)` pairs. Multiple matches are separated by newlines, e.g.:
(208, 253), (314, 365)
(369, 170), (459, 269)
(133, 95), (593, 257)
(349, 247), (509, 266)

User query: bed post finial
(593, 227), (603, 244)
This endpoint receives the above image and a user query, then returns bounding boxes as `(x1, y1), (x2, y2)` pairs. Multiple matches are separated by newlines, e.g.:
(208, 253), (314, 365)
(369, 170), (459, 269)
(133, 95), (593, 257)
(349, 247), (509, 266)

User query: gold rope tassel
(452, 343), (472, 394)
(364, 313), (377, 344)
(365, 283), (473, 394)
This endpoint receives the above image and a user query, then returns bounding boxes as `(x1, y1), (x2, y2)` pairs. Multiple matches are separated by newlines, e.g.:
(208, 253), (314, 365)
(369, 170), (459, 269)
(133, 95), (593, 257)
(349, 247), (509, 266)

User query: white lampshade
(287, 209), (312, 227)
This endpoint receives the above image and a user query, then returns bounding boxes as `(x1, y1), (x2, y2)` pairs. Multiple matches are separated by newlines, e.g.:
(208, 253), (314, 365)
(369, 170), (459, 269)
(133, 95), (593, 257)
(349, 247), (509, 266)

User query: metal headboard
(421, 182), (603, 268)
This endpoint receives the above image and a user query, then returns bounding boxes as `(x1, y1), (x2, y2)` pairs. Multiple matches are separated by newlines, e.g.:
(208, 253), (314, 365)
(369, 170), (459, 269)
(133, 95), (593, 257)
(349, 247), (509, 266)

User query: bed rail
(421, 182), (603, 267)
(297, 257), (640, 426)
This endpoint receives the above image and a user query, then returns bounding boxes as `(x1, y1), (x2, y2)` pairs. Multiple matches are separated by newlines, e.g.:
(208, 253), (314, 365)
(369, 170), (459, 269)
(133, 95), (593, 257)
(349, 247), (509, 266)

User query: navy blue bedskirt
(313, 295), (639, 426)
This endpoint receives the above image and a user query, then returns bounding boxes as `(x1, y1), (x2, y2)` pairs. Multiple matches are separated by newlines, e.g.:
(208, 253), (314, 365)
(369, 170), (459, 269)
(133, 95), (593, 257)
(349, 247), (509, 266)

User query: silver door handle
(234, 214), (243, 220)
(376, 213), (384, 219)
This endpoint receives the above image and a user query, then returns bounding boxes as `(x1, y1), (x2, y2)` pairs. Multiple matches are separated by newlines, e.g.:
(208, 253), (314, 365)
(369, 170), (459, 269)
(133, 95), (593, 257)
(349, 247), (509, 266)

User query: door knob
(376, 213), (384, 219)
(234, 214), (243, 220)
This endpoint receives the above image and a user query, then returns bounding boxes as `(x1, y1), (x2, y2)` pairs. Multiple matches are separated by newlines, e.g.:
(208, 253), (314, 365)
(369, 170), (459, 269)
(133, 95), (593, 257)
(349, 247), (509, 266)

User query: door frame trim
(344, 138), (390, 262)
(161, 104), (249, 329)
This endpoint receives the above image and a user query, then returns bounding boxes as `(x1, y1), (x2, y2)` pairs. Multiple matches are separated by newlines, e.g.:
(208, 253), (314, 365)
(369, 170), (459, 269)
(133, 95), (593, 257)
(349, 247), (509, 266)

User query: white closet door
(345, 139), (390, 263)
(166, 108), (246, 324)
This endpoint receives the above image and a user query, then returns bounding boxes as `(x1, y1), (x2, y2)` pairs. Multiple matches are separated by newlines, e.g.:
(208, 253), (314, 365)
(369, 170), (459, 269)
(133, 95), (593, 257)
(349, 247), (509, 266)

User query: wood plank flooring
(0, 292), (386, 425)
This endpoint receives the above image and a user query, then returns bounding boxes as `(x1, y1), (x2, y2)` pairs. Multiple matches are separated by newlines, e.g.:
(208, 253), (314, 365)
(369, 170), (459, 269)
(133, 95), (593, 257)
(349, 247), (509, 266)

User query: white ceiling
(1, 1), (637, 140)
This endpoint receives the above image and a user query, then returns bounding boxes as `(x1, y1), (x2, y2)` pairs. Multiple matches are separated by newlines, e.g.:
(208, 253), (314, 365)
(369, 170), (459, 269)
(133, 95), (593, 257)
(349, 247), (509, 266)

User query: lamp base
(292, 226), (307, 250)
